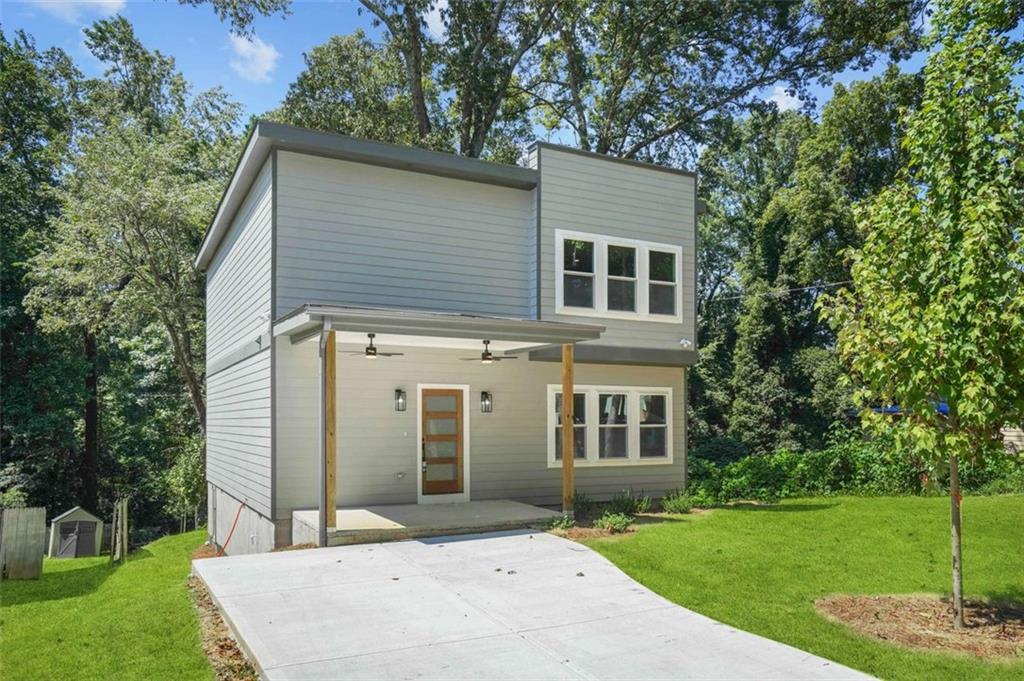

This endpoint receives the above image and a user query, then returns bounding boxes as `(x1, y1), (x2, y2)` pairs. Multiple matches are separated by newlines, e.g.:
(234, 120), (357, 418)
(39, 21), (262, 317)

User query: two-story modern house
(196, 122), (698, 554)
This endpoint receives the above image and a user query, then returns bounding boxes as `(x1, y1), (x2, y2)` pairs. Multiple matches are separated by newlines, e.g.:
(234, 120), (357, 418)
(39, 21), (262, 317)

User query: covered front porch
(273, 304), (605, 547)
(291, 499), (562, 546)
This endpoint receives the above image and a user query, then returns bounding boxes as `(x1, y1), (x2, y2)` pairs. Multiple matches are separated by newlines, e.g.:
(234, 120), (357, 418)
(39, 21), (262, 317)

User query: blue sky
(3, 0), (983, 142)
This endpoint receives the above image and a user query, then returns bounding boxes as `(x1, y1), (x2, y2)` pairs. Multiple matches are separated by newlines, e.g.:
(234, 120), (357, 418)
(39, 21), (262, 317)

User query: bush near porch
(588, 495), (1024, 681)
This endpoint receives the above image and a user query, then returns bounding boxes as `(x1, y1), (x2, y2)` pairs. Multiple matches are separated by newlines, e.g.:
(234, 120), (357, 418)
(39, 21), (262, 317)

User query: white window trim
(554, 229), (683, 323)
(546, 385), (673, 468)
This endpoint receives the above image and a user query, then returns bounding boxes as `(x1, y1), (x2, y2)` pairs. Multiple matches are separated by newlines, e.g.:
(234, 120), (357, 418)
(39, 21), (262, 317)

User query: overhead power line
(708, 280), (853, 303)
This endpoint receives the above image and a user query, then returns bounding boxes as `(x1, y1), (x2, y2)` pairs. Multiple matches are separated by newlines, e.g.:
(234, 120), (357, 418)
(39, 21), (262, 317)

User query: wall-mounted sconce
(394, 388), (407, 412)
(480, 391), (493, 413)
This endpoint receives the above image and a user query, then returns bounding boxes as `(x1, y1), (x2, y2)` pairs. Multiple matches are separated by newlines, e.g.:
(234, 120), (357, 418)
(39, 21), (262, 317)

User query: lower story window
(548, 385), (673, 466)
(554, 393), (587, 460)
(639, 394), (668, 457)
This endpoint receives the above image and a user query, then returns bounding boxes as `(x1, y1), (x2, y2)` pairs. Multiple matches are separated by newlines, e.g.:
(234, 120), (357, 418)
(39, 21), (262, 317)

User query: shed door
(57, 521), (97, 558)
(75, 522), (96, 556)
(57, 522), (79, 558)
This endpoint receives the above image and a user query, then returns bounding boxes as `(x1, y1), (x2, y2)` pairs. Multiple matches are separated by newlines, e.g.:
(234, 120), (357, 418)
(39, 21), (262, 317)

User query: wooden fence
(0, 507), (46, 580)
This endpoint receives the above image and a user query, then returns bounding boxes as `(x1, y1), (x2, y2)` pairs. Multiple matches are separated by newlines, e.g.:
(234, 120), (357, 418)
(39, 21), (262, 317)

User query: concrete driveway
(193, 530), (871, 680)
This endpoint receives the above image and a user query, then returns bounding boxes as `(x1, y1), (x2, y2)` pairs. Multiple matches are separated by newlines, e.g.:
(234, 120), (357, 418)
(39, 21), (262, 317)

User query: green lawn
(1, 530), (211, 681)
(588, 495), (1024, 681)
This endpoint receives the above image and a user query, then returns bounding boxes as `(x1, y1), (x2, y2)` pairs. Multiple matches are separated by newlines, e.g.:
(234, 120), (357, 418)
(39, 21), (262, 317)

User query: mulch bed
(816, 594), (1024, 659)
(188, 575), (259, 680)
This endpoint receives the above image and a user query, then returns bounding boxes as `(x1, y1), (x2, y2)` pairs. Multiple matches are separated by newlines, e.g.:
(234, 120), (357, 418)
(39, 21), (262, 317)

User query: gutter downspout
(317, 317), (329, 548)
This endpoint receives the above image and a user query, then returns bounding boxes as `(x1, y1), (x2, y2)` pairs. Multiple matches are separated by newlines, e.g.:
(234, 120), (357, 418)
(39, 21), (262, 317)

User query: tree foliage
(694, 68), (921, 454)
(1, 31), (87, 512)
(821, 0), (1024, 471)
(193, 0), (924, 161)
(272, 30), (444, 148)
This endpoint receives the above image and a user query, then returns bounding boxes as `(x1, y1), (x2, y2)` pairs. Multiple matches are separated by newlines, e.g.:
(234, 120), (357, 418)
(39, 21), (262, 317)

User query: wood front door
(421, 389), (464, 495)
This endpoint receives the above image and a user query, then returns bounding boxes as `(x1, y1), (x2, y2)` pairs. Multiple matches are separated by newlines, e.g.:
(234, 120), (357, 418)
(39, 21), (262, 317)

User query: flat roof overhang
(195, 122), (538, 271)
(274, 304), (605, 349)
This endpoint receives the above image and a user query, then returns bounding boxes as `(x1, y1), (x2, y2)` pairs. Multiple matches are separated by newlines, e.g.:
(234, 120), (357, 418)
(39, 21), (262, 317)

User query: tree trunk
(82, 330), (100, 513)
(402, 2), (432, 141)
(949, 452), (964, 629)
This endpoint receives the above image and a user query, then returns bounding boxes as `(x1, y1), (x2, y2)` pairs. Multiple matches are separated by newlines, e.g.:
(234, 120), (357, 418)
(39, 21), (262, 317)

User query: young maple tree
(820, 0), (1024, 629)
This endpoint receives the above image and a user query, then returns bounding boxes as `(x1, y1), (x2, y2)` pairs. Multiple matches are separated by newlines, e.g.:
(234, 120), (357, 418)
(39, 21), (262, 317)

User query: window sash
(548, 386), (672, 466)
(555, 230), (682, 322)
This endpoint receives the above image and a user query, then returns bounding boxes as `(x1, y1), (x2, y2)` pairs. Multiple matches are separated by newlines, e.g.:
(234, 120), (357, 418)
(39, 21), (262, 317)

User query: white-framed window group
(547, 385), (673, 467)
(555, 229), (683, 323)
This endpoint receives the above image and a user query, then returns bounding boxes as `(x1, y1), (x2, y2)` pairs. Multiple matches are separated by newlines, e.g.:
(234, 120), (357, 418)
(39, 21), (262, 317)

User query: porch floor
(292, 500), (561, 546)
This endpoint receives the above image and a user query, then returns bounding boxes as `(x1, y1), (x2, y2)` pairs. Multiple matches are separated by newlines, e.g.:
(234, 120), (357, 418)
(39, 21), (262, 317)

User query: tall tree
(695, 68), (921, 452)
(0, 31), (90, 510)
(820, 0), (1023, 628)
(535, 0), (925, 163)
(193, 0), (922, 161)
(27, 16), (240, 436)
(271, 30), (449, 149)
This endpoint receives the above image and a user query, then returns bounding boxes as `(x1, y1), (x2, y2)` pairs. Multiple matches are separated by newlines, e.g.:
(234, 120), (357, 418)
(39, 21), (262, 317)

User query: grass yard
(588, 495), (1024, 681)
(1, 530), (211, 681)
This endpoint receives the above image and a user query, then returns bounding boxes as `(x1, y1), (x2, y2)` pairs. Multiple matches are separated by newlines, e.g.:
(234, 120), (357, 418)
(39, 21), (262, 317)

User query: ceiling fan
(461, 339), (517, 364)
(341, 333), (404, 359)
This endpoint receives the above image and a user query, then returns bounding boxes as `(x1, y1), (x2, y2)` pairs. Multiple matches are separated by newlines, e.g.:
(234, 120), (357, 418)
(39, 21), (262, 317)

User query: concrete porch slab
(291, 499), (561, 546)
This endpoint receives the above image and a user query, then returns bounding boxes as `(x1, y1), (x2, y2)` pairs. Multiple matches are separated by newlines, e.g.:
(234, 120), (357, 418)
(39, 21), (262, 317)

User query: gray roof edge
(278, 303), (605, 342)
(196, 122), (538, 271)
(528, 140), (697, 179)
(50, 505), (102, 523)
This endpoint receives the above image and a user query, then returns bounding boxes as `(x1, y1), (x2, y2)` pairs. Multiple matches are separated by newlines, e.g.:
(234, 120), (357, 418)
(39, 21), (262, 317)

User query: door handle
(421, 438), (427, 472)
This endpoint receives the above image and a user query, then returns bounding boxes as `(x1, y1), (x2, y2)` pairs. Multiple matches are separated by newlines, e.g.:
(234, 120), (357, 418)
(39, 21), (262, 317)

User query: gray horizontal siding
(538, 146), (696, 349)
(275, 151), (534, 318)
(206, 160), (272, 365)
(204, 157), (274, 523)
(273, 343), (685, 516)
(206, 349), (273, 517)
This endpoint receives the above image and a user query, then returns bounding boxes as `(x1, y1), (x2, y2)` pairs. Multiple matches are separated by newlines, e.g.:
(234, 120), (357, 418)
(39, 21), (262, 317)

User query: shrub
(684, 428), (1023, 505)
(545, 514), (575, 531)
(688, 487), (718, 508)
(660, 490), (691, 514)
(594, 511), (632, 533)
(692, 435), (749, 467)
(605, 488), (651, 515)
(571, 490), (596, 516)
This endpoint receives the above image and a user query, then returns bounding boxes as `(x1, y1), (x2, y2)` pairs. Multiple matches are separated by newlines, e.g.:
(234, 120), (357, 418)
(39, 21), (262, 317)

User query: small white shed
(47, 506), (103, 558)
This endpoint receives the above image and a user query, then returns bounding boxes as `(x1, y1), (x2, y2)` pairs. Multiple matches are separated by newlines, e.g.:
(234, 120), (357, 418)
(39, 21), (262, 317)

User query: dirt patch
(272, 542), (316, 552)
(816, 594), (1024, 660)
(191, 543), (219, 560)
(188, 576), (259, 681)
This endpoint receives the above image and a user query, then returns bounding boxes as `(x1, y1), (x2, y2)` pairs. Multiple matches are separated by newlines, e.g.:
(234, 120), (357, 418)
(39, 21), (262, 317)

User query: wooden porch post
(561, 343), (575, 516)
(325, 331), (337, 529)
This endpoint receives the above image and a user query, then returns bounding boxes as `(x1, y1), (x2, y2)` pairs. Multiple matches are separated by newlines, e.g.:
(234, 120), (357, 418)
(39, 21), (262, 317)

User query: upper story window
(555, 230), (683, 323)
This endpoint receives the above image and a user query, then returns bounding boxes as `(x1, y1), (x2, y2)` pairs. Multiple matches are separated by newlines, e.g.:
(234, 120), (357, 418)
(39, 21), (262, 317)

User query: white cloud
(766, 85), (802, 112)
(27, 0), (125, 24)
(425, 0), (448, 39)
(228, 34), (280, 84)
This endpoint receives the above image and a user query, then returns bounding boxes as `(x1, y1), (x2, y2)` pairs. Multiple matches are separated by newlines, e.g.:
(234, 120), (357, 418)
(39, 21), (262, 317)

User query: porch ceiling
(273, 304), (605, 349)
